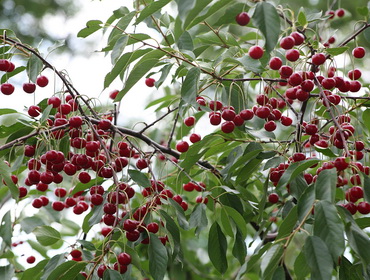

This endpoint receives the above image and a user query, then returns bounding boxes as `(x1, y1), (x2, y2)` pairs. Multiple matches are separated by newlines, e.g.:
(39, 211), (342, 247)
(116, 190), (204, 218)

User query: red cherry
(348, 69), (362, 80)
(221, 109), (236, 121)
(296, 89), (309, 101)
(280, 36), (295, 50)
(97, 264), (108, 278)
(248, 46), (264, 59)
(343, 203), (357, 215)
(285, 49), (300, 62)
(209, 112), (221, 125)
(288, 73), (303, 86)
(28, 105), (41, 117)
(52, 201), (65, 211)
(32, 198), (43, 208)
(311, 53), (326, 65)
(136, 158), (149, 170)
(334, 157), (349, 171)
(292, 152), (306, 162)
(145, 77), (155, 87)
(189, 133), (201, 143)
(48, 96), (61, 108)
(70, 249), (82, 259)
(147, 222), (159, 233)
(1, 83), (15, 95)
(184, 116), (195, 127)
(109, 89), (119, 99)
(264, 121), (276, 132)
(78, 172), (91, 184)
(352, 47), (365, 59)
(98, 119), (111, 130)
(26, 256), (36, 264)
(357, 202), (370, 214)
(255, 106), (270, 119)
(301, 80), (314, 92)
(268, 57), (282, 71)
(268, 193), (279, 204)
(0, 59), (10, 71)
(235, 12), (250, 26)
(126, 229), (140, 241)
(305, 124), (318, 135)
(279, 66), (293, 78)
(336, 8), (345, 17)
(321, 78), (336, 89)
(240, 109), (254, 120)
(117, 252), (132, 266)
(209, 100), (223, 111)
(23, 83), (36, 93)
(221, 121), (235, 133)
(290, 31), (305, 45)
(36, 76), (49, 87)
(176, 141), (189, 153)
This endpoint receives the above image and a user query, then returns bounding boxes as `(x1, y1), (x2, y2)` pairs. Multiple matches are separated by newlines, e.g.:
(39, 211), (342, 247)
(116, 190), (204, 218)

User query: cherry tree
(0, 0), (370, 279)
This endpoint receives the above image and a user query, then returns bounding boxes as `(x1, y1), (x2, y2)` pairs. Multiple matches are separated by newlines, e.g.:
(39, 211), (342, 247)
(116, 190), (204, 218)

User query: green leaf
(363, 174), (370, 202)
(289, 175), (309, 200)
(104, 49), (151, 89)
(208, 222), (228, 274)
(260, 244), (284, 279)
(27, 53), (44, 82)
(232, 228), (246, 265)
(186, 0), (232, 30)
(40, 104), (54, 125)
(168, 199), (189, 230)
(82, 203), (104, 233)
(128, 169), (151, 188)
(362, 109), (370, 132)
(77, 20), (103, 38)
(159, 210), (180, 257)
(46, 261), (87, 280)
(345, 221), (370, 266)
(1, 66), (26, 84)
(294, 251), (310, 279)
(111, 35), (128, 64)
(220, 207), (234, 237)
(181, 67), (200, 104)
(339, 256), (363, 280)
(33, 226), (61, 246)
(41, 254), (66, 280)
(148, 233), (168, 280)
(357, 6), (369, 17)
(183, 0), (212, 30)
(115, 49), (166, 101)
(189, 203), (207, 230)
(103, 269), (124, 279)
(28, 239), (49, 258)
(315, 168), (337, 202)
(252, 2), (281, 53)
(224, 205), (247, 238)
(325, 46), (349, 56)
(313, 201), (345, 262)
(276, 159), (320, 189)
(314, 145), (338, 157)
(0, 160), (18, 199)
(135, 0), (173, 24)
(178, 31), (194, 51)
(0, 265), (14, 280)
(276, 206), (298, 239)
(107, 11), (136, 44)
(304, 236), (333, 280)
(0, 211), (12, 247)
(21, 259), (48, 280)
(297, 184), (315, 222)
(20, 216), (45, 234)
(297, 9), (308, 27)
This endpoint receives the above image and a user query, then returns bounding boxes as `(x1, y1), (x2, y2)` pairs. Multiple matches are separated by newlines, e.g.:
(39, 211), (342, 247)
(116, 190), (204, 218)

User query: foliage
(0, 0), (370, 279)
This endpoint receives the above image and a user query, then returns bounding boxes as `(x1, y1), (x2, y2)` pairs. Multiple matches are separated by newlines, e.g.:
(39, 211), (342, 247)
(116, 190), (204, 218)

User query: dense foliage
(1, 0), (370, 279)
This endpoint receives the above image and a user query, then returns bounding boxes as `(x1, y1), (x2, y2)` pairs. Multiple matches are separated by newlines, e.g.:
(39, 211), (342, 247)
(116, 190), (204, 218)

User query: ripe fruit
(36, 76), (49, 87)
(264, 121), (276, 132)
(145, 77), (155, 87)
(0, 59), (10, 71)
(280, 36), (295, 50)
(1, 83), (15, 95)
(348, 69), (361, 80)
(184, 116), (195, 126)
(97, 264), (108, 278)
(28, 105), (41, 117)
(52, 201), (65, 211)
(352, 47), (365, 58)
(23, 83), (36, 93)
(269, 57), (283, 70)
(70, 249), (82, 259)
(334, 157), (349, 171)
(189, 133), (201, 143)
(336, 8), (345, 17)
(27, 256), (36, 264)
(221, 121), (235, 133)
(109, 89), (119, 99)
(78, 172), (91, 184)
(290, 31), (305, 45)
(48, 96), (61, 108)
(117, 252), (132, 265)
(240, 109), (254, 120)
(285, 49), (300, 62)
(235, 12), (250, 26)
(311, 53), (326, 65)
(268, 193), (279, 204)
(147, 222), (159, 234)
(248, 46), (264, 59)
(176, 141), (189, 153)
(136, 158), (149, 170)
(221, 109), (236, 121)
